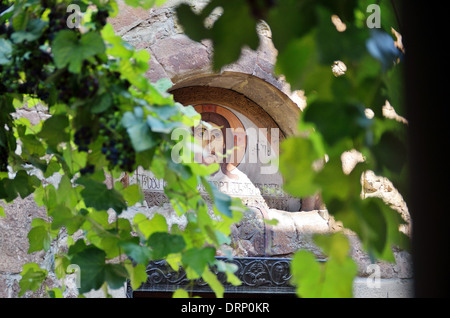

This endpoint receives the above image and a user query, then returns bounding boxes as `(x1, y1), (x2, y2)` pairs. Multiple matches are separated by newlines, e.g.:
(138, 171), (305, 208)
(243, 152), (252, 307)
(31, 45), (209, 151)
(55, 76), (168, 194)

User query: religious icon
(193, 105), (246, 179)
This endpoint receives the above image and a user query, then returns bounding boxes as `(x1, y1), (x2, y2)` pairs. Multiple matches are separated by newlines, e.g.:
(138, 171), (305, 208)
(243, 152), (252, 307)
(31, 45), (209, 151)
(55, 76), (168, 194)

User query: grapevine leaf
(49, 205), (85, 235)
(120, 240), (152, 264)
(291, 233), (357, 298)
(104, 264), (128, 290)
(121, 184), (143, 206)
(124, 262), (148, 290)
(266, 0), (317, 53)
(176, 0), (259, 71)
(210, 182), (232, 218)
(37, 115), (70, 148)
(291, 250), (322, 297)
(0, 170), (40, 202)
(0, 39), (12, 65)
(173, 289), (189, 298)
(123, 109), (159, 152)
(11, 19), (47, 43)
(372, 131), (407, 175)
(182, 247), (216, 278)
(27, 224), (51, 253)
(76, 177), (127, 214)
(147, 232), (186, 260)
(303, 101), (369, 147)
(209, 0), (259, 70)
(52, 30), (106, 73)
(202, 268), (224, 298)
(70, 246), (107, 293)
(19, 263), (48, 297)
(132, 213), (167, 239)
(90, 93), (113, 114)
(279, 137), (320, 198)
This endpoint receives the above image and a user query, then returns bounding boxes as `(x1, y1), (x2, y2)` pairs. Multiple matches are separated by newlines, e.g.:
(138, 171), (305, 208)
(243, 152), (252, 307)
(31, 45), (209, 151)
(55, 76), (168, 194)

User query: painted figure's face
(194, 122), (225, 165)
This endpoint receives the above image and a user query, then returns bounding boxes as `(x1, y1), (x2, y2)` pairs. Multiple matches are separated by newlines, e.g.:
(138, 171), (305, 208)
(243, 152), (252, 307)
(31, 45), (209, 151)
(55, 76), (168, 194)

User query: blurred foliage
(176, 0), (409, 297)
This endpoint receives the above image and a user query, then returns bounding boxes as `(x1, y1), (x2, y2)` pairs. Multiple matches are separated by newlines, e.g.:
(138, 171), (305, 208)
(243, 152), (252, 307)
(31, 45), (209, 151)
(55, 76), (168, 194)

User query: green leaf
(176, 0), (259, 71)
(56, 175), (79, 208)
(101, 23), (134, 59)
(320, 256), (357, 297)
(147, 115), (182, 133)
(121, 184), (143, 206)
(0, 170), (40, 202)
(133, 213), (168, 239)
(173, 289), (189, 298)
(90, 93), (113, 114)
(372, 131), (407, 175)
(291, 250), (322, 297)
(49, 205), (85, 235)
(291, 233), (357, 298)
(152, 78), (173, 94)
(123, 108), (159, 152)
(70, 246), (107, 293)
(124, 0), (157, 10)
(120, 240), (152, 264)
(27, 224), (51, 253)
(202, 268), (224, 298)
(62, 147), (87, 175)
(76, 177), (127, 214)
(279, 137), (320, 198)
(329, 197), (405, 260)
(0, 205), (5, 217)
(211, 0), (259, 70)
(267, 0), (317, 53)
(315, 6), (368, 65)
(47, 287), (64, 298)
(19, 263), (48, 297)
(314, 232), (351, 264)
(315, 155), (365, 203)
(303, 101), (368, 147)
(38, 115), (69, 147)
(210, 183), (232, 218)
(0, 39), (13, 65)
(182, 247), (216, 278)
(105, 264), (128, 290)
(11, 19), (47, 44)
(147, 232), (186, 260)
(125, 262), (148, 290)
(175, 4), (209, 43)
(52, 30), (105, 73)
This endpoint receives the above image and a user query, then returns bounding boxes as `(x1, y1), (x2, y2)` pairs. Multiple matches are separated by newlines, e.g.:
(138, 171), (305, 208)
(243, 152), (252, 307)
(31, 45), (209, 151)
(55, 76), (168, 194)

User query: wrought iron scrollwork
(127, 257), (295, 297)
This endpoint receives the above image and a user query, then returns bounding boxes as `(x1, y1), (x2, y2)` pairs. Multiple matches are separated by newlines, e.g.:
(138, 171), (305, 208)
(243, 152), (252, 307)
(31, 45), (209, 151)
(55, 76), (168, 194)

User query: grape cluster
(74, 127), (93, 152)
(0, 146), (8, 172)
(99, 111), (136, 172)
(92, 9), (109, 28)
(80, 164), (95, 176)
(47, 3), (70, 40)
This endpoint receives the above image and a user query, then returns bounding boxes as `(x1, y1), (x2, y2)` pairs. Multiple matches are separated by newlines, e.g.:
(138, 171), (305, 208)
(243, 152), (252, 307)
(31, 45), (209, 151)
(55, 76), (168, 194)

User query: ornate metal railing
(126, 257), (299, 297)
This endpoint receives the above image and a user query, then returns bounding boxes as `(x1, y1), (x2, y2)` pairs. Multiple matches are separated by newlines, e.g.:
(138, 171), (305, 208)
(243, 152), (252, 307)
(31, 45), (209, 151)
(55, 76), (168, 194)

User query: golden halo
(194, 104), (247, 169)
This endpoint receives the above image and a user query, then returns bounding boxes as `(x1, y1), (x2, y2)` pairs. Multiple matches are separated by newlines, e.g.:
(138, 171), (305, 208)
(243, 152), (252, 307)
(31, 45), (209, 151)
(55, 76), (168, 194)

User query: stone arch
(170, 72), (300, 138)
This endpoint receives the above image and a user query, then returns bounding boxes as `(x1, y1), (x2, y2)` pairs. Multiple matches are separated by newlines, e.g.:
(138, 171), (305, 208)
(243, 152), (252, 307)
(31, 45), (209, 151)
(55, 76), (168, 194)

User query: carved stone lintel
(127, 257), (297, 297)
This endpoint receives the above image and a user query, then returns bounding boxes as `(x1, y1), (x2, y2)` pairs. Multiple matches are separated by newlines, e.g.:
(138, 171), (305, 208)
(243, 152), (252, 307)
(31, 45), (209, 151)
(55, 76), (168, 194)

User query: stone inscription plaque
(130, 168), (298, 211)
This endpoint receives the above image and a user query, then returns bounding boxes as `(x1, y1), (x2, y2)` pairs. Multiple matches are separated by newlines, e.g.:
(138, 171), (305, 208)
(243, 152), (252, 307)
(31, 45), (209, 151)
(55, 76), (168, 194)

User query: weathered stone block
(0, 196), (48, 274)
